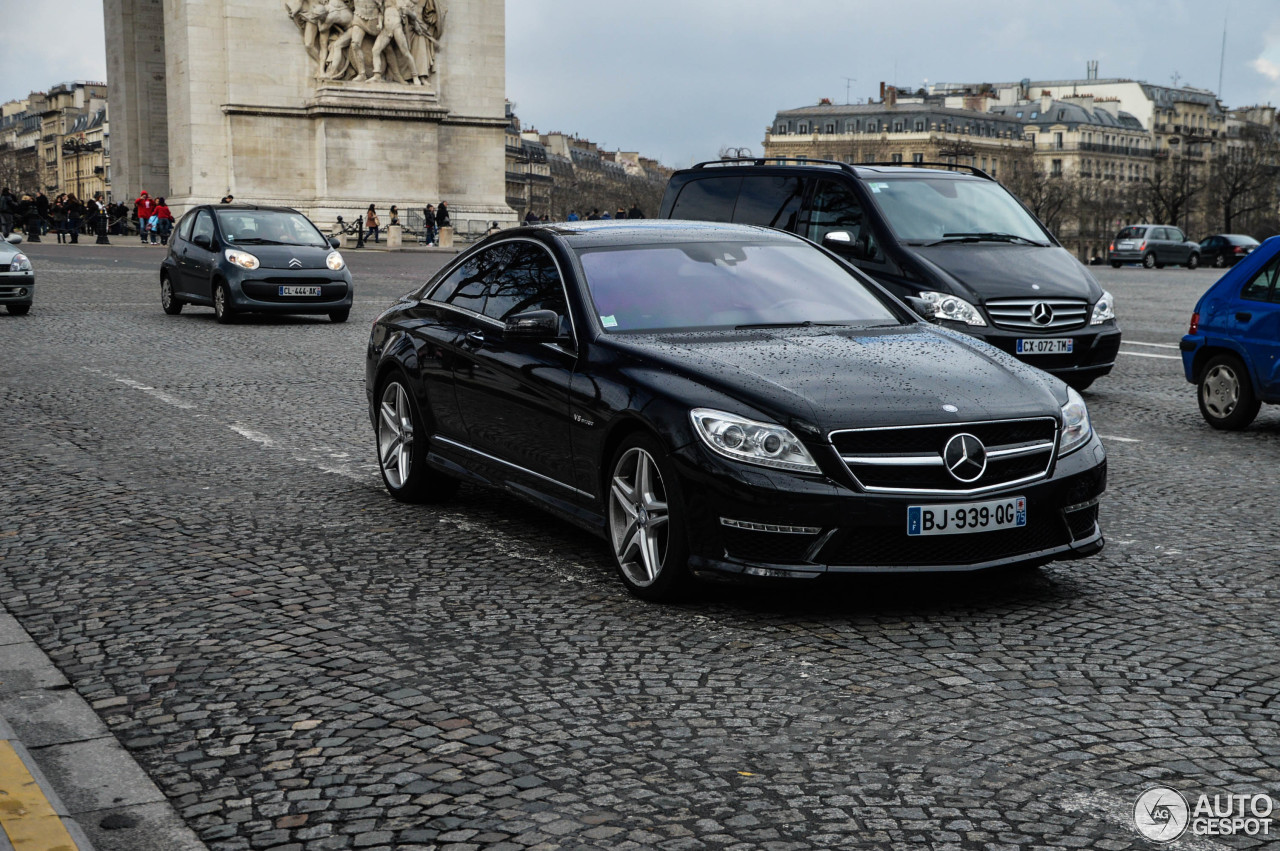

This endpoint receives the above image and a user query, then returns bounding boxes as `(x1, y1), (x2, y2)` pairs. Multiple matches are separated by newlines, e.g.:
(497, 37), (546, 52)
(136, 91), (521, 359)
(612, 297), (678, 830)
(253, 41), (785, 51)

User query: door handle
(464, 330), (485, 347)
(1236, 312), (1252, 322)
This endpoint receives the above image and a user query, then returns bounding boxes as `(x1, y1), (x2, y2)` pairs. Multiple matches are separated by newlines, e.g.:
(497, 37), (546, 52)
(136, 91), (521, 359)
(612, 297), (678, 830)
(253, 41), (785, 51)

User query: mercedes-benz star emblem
(289, 258), (303, 269)
(1031, 302), (1054, 326)
(943, 433), (987, 483)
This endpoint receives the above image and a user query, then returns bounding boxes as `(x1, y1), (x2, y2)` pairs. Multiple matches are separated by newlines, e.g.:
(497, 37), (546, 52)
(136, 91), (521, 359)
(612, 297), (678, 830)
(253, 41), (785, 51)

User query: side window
(191, 211), (215, 246)
(1172, 229), (1186, 242)
(1241, 253), (1280, 303)
(670, 177), (741, 222)
(481, 243), (568, 323)
(1154, 228), (1172, 241)
(732, 175), (805, 231)
(805, 180), (881, 261)
(427, 242), (519, 314)
(177, 211), (196, 242)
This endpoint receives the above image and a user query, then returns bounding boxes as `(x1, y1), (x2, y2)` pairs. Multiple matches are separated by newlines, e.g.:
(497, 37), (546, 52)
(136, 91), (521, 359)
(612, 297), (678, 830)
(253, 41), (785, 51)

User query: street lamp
(61, 138), (87, 200)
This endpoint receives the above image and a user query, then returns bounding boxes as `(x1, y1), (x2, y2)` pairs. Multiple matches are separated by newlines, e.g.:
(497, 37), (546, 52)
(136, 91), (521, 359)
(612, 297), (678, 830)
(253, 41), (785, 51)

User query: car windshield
(577, 241), (901, 333)
(1116, 226), (1147, 240)
(865, 177), (1049, 245)
(216, 210), (328, 247)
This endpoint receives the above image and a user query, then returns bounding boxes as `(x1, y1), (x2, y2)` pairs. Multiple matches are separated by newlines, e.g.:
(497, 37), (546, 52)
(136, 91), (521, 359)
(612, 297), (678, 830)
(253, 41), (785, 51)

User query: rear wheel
(1142, 253), (1156, 269)
(376, 374), (458, 503)
(8, 303), (30, 316)
(1110, 260), (1122, 268)
(329, 309), (349, 323)
(1186, 253), (1199, 270)
(213, 282), (234, 324)
(1197, 354), (1260, 430)
(1066, 376), (1095, 392)
(1213, 253), (1226, 268)
(161, 275), (183, 315)
(607, 434), (692, 602)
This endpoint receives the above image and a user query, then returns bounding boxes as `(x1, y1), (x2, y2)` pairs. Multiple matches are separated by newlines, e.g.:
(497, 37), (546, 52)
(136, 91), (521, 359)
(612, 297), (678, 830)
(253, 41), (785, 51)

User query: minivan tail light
(1109, 242), (1115, 252)
(1189, 312), (1199, 335)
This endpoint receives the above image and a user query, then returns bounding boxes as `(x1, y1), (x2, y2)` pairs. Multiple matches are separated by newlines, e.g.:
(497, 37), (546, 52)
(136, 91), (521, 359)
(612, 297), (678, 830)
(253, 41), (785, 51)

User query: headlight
(690, 408), (820, 474)
(1059, 387), (1093, 456)
(224, 248), (260, 270)
(919, 291), (986, 326)
(9, 253), (31, 272)
(326, 250), (345, 271)
(1090, 290), (1115, 324)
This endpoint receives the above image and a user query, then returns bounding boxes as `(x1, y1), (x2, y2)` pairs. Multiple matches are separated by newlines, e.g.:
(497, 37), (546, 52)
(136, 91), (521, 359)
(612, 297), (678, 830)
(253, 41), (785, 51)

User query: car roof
(525, 220), (799, 248)
(205, 204), (305, 214)
(675, 158), (992, 181)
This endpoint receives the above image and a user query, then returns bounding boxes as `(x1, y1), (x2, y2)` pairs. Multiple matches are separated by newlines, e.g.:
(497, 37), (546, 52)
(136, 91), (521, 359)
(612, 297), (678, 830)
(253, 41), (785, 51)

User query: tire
(1066, 376), (1095, 392)
(1213, 253), (1226, 268)
(8, 303), (30, 316)
(376, 372), (458, 503)
(329, 309), (350, 323)
(213, 282), (234, 324)
(161, 275), (183, 315)
(1186, 253), (1199, 270)
(607, 433), (692, 602)
(1197, 354), (1261, 430)
(1142, 253), (1156, 269)
(1110, 261), (1122, 268)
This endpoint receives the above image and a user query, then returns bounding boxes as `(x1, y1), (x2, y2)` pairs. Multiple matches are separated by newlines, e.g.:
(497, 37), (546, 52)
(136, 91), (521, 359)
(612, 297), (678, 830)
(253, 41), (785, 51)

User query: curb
(0, 721), (95, 851)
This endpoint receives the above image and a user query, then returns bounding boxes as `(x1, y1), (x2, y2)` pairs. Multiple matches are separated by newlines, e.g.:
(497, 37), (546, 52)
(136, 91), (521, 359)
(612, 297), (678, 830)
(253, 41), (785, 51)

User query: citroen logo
(1031, 302), (1054, 326)
(943, 433), (987, 483)
(289, 258), (303, 269)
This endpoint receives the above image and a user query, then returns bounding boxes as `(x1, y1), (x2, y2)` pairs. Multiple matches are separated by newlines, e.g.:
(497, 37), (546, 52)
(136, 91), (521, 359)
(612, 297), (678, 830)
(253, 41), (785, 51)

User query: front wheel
(1142, 253), (1156, 269)
(607, 434), (692, 602)
(8, 303), (30, 316)
(1198, 355), (1261, 430)
(376, 374), (458, 503)
(1186, 253), (1199, 270)
(213, 282), (234, 324)
(161, 275), (183, 315)
(1110, 260), (1122, 268)
(329, 309), (350, 323)
(1066, 376), (1095, 392)
(1213, 253), (1226, 268)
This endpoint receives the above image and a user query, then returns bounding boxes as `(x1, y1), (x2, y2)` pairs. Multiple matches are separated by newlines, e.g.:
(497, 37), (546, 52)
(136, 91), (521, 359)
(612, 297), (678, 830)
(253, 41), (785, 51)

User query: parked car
(658, 159), (1121, 391)
(1108, 224), (1200, 269)
(1198, 233), (1260, 268)
(366, 221), (1108, 601)
(159, 204), (352, 323)
(1180, 235), (1280, 429)
(0, 233), (33, 315)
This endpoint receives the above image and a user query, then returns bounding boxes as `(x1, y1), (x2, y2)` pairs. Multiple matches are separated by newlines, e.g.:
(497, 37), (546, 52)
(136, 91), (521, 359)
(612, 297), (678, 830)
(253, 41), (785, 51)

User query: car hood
(607, 324), (1064, 432)
(906, 244), (1102, 302)
(224, 243), (334, 270)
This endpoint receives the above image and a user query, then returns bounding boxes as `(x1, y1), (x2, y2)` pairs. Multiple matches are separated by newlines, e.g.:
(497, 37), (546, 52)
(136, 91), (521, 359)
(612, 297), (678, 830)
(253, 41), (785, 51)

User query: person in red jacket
(153, 198), (175, 245)
(134, 191), (157, 244)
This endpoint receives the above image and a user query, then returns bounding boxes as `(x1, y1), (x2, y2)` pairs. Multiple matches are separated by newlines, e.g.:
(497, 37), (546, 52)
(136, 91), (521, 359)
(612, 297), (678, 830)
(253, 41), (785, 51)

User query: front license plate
(907, 496), (1026, 536)
(279, 285), (322, 297)
(1016, 337), (1073, 355)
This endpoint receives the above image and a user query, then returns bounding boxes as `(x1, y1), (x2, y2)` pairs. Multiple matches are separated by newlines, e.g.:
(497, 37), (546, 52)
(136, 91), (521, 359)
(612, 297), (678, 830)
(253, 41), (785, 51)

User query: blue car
(1181, 235), (1280, 428)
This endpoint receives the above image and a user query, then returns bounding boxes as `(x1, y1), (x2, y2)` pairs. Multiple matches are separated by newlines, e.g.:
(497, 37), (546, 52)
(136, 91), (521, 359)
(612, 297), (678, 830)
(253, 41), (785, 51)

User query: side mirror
(503, 309), (563, 342)
(329, 236), (341, 249)
(904, 296), (938, 323)
(193, 233), (212, 250)
(5, 233), (23, 245)
(823, 231), (853, 248)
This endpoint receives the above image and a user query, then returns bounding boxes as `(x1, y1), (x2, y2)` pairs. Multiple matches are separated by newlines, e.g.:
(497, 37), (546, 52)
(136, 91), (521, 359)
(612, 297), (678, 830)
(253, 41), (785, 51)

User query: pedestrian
(628, 202), (644, 219)
(20, 194), (41, 242)
(65, 194), (83, 244)
(566, 210), (579, 222)
(601, 210), (612, 220)
(154, 198), (174, 245)
(389, 205), (399, 227)
(484, 221), (501, 237)
(36, 192), (49, 235)
(435, 201), (451, 230)
(221, 194), (235, 204)
(587, 208), (601, 221)
(616, 206), (627, 221)
(52, 195), (67, 243)
(135, 191), (156, 243)
(423, 204), (437, 245)
(365, 204), (381, 243)
(524, 209), (538, 225)
(0, 187), (13, 237)
(92, 192), (110, 244)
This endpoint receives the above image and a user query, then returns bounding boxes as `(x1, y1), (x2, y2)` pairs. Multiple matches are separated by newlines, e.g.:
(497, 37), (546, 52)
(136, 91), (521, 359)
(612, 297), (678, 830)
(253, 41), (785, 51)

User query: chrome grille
(830, 417), (1058, 495)
(985, 298), (1089, 331)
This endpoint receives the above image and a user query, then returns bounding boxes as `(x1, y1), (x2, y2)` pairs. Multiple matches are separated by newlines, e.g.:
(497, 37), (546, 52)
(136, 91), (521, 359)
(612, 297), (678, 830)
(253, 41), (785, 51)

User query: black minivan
(660, 159), (1121, 390)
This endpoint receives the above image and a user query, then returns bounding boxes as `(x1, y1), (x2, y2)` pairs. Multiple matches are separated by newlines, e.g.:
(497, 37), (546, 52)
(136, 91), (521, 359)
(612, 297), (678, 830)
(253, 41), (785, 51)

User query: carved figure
(288, 0), (355, 79)
(289, 0), (443, 85)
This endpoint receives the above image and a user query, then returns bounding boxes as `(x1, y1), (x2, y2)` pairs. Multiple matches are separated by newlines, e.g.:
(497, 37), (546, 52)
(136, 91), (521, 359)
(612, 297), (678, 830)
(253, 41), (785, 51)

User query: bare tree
(1141, 151), (1204, 229)
(1208, 131), (1279, 234)
(1003, 149), (1070, 234)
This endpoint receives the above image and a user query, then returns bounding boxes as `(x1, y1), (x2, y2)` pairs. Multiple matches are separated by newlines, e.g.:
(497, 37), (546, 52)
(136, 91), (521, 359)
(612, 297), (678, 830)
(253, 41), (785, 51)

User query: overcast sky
(7, 0), (1280, 168)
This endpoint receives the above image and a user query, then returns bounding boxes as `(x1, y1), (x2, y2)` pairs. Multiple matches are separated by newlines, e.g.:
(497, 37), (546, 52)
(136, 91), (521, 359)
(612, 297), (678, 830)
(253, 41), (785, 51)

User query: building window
(1054, 132), (1063, 149)
(913, 152), (924, 163)
(798, 123), (808, 133)
(825, 123), (835, 134)
(891, 153), (903, 163)
(915, 120), (924, 131)
(894, 121), (903, 132)
(1051, 159), (1063, 177)
(847, 121), (856, 132)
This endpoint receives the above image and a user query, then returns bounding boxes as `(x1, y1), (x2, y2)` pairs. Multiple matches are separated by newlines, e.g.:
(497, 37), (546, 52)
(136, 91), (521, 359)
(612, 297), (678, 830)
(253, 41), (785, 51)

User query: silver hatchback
(1108, 224), (1200, 269)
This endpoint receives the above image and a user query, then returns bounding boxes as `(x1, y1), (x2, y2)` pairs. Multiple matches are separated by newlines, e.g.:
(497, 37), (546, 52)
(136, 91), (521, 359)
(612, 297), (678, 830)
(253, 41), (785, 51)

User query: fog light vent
(720, 518), (820, 535)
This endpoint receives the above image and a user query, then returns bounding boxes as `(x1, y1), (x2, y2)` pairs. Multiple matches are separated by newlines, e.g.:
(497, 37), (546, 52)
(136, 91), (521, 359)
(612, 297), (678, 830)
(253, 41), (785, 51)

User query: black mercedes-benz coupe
(366, 221), (1106, 600)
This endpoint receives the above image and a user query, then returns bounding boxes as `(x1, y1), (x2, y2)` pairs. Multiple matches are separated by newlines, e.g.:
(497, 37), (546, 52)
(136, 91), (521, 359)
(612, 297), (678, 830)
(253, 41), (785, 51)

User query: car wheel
(1197, 355), (1261, 430)
(1186, 253), (1199, 270)
(376, 374), (458, 503)
(1142, 253), (1156, 269)
(8, 303), (30, 316)
(607, 434), (692, 602)
(1109, 261), (1122, 268)
(1066, 376), (1095, 392)
(329, 309), (350, 323)
(213, 282), (234, 324)
(1213, 254), (1226, 268)
(161, 274), (183, 315)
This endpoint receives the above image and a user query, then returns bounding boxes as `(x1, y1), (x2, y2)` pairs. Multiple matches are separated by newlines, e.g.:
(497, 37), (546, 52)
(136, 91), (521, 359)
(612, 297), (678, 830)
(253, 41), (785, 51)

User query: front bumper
(226, 267), (352, 314)
(948, 322), (1121, 380)
(0, 271), (34, 306)
(674, 436), (1107, 580)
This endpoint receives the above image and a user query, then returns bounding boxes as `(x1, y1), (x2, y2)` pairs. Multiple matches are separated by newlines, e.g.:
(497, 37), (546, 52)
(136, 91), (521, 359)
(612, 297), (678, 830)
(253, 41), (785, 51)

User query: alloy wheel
(378, 381), (414, 489)
(609, 447), (670, 587)
(1202, 364), (1240, 418)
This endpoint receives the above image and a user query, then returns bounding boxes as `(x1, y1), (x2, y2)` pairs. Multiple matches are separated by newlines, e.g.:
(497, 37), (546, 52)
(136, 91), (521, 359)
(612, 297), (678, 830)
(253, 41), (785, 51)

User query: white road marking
(1122, 340), (1180, 349)
(1097, 434), (1141, 443)
(107, 375), (198, 409)
(1118, 350), (1180, 360)
(228, 424), (276, 447)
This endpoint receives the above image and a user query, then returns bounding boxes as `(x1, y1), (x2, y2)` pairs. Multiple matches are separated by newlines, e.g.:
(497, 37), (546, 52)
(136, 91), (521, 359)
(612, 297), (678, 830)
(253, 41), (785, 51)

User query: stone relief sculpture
(285, 0), (444, 85)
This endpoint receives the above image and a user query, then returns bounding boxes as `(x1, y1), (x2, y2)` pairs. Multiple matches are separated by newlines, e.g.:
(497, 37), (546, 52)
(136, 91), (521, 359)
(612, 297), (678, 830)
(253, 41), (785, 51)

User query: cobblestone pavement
(1, 244), (1278, 850)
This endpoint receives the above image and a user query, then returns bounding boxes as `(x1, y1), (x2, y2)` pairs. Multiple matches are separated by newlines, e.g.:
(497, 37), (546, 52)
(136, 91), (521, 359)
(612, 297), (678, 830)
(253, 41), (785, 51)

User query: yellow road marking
(0, 740), (80, 851)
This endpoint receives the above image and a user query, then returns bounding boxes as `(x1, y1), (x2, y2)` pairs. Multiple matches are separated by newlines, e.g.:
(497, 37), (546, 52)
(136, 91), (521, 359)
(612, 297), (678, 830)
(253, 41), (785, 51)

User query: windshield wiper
(733, 320), (864, 330)
(230, 237), (287, 245)
(925, 232), (1047, 247)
